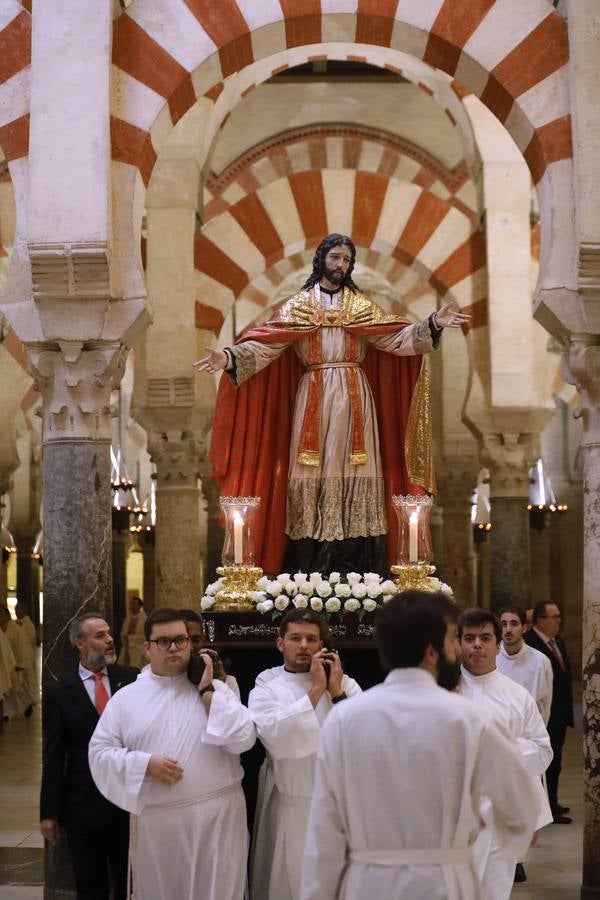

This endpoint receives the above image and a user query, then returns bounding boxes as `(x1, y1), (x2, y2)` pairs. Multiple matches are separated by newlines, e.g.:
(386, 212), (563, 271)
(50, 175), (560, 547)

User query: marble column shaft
(141, 537), (156, 613)
(149, 430), (204, 610)
(437, 462), (478, 608)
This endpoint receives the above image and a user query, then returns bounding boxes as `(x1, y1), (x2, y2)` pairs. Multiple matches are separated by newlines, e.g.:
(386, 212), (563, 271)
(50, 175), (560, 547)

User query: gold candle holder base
(391, 564), (437, 593)
(215, 565), (263, 611)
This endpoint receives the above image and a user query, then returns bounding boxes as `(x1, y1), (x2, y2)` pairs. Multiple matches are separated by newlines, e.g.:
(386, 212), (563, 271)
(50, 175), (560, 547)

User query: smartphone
(187, 654), (205, 685)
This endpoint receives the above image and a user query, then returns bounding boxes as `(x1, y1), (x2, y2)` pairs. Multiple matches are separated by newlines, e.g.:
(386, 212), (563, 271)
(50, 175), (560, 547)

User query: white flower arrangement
(199, 572), (453, 618)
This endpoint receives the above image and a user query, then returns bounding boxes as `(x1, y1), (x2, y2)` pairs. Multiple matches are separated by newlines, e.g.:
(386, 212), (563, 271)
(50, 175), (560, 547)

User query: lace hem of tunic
(286, 476), (387, 542)
(230, 344), (257, 386)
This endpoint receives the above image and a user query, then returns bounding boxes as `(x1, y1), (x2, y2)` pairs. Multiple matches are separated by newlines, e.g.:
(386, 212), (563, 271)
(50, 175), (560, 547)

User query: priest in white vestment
(496, 606), (553, 724)
(15, 601), (38, 699)
(89, 608), (256, 900)
(249, 609), (362, 900)
(117, 596), (147, 669)
(458, 607), (553, 900)
(0, 624), (17, 707)
(300, 591), (540, 900)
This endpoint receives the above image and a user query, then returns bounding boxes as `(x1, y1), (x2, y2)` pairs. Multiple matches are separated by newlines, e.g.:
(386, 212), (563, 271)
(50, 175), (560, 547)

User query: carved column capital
(26, 341), (127, 443)
(480, 432), (540, 498)
(561, 335), (600, 447)
(148, 430), (206, 488)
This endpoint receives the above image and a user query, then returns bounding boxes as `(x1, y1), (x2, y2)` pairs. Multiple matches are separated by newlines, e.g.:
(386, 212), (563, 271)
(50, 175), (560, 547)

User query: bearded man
(195, 234), (468, 575)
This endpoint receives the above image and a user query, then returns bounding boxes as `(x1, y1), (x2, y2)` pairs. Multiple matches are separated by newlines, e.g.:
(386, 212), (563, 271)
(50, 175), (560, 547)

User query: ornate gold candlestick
(390, 563), (437, 593)
(215, 565), (263, 611)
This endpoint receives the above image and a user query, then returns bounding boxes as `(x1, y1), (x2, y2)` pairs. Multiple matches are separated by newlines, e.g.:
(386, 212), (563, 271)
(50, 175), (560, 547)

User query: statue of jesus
(195, 234), (468, 576)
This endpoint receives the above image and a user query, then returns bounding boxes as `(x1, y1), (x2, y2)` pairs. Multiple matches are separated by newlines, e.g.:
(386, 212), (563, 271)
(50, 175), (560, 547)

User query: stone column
(562, 337), (600, 896)
(480, 431), (541, 612)
(148, 430), (204, 609)
(111, 531), (128, 657)
(436, 456), (478, 607)
(15, 533), (37, 617)
(28, 343), (126, 683)
(202, 476), (224, 586)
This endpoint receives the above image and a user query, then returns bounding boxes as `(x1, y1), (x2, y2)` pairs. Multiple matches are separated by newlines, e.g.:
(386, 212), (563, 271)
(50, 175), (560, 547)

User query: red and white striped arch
(112, 0), (572, 295)
(203, 124), (475, 224)
(193, 171), (486, 333)
(0, 2), (30, 167)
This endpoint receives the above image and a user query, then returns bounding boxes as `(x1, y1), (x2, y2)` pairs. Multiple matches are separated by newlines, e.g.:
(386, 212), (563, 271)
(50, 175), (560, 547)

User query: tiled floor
(0, 675), (584, 898)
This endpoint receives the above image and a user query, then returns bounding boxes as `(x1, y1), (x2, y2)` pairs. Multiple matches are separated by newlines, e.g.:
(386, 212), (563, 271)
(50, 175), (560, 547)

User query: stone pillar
(111, 531), (127, 657)
(202, 476), (224, 586)
(480, 431), (541, 612)
(436, 457), (478, 607)
(529, 524), (552, 606)
(148, 430), (204, 609)
(562, 337), (600, 896)
(15, 534), (36, 617)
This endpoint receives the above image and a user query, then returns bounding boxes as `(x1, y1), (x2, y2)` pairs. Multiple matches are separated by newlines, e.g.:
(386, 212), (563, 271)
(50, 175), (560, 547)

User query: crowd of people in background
(24, 590), (574, 900)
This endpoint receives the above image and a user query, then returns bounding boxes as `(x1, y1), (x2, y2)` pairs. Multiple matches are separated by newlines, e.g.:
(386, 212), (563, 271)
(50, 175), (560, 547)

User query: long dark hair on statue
(301, 234), (360, 293)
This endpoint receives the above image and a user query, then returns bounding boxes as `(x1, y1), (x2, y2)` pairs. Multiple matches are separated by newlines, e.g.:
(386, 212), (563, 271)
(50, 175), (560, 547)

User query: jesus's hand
(146, 756), (184, 785)
(433, 303), (471, 329)
(193, 347), (228, 374)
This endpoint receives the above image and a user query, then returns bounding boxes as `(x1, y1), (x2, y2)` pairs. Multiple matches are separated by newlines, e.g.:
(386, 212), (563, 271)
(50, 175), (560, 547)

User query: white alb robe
(2, 619), (34, 718)
(496, 642), (553, 724)
(249, 665), (362, 900)
(0, 626), (16, 702)
(460, 666), (553, 900)
(300, 669), (540, 900)
(17, 615), (38, 698)
(89, 668), (256, 900)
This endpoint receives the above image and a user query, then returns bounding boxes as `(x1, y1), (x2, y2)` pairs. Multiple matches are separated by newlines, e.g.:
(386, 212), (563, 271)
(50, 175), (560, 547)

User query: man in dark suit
(40, 612), (139, 899)
(525, 601), (574, 824)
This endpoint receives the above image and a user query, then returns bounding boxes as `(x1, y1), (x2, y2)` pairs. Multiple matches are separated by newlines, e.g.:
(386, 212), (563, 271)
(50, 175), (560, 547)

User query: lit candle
(409, 511), (419, 563)
(233, 512), (244, 564)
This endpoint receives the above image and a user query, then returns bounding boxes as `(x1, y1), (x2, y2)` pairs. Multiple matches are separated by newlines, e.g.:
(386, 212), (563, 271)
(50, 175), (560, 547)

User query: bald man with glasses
(89, 607), (256, 900)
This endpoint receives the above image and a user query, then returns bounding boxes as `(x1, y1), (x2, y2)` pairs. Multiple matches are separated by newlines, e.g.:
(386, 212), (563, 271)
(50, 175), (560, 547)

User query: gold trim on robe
(405, 359), (436, 494)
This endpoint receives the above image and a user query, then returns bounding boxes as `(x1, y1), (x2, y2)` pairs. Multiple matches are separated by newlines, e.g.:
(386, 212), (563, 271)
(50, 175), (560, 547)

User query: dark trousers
(546, 719), (568, 811)
(66, 813), (129, 900)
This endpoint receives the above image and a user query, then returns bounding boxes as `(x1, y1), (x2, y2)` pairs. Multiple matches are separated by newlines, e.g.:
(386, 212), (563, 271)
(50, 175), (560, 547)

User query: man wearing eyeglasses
(89, 607), (256, 900)
(525, 601), (574, 823)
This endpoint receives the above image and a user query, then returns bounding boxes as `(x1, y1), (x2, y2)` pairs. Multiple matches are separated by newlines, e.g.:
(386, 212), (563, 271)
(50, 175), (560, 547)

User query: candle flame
(233, 512), (244, 524)
(409, 511), (419, 524)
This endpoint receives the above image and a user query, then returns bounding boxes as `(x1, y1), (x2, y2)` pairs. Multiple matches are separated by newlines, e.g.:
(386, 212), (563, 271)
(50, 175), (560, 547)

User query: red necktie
(548, 639), (565, 671)
(92, 671), (110, 715)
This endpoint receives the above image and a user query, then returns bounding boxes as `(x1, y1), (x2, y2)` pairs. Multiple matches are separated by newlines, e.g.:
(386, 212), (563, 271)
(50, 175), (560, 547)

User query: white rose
(439, 582), (454, 597)
(351, 583), (368, 599)
(382, 593), (392, 603)
(256, 575), (269, 590)
(335, 583), (352, 598)
(200, 596), (215, 610)
(309, 571), (322, 585)
(428, 577), (442, 591)
(310, 597), (323, 612)
(266, 580), (283, 597)
(347, 572), (362, 586)
(294, 595), (308, 608)
(293, 572), (308, 585)
(328, 572), (341, 584)
(274, 596), (290, 611)
(343, 598), (360, 613)
(257, 599), (274, 613)
(316, 581), (333, 598)
(380, 579), (396, 595)
(300, 581), (314, 596)
(277, 572), (291, 584)
(363, 572), (381, 585)
(325, 597), (341, 613)
(250, 591), (266, 604)
(367, 584), (382, 599)
(284, 581), (298, 596)
(363, 598), (377, 613)
(205, 580), (220, 596)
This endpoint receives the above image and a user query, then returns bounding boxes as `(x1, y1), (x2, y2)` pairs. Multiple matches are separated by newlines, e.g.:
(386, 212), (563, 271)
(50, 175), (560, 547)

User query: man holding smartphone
(248, 608), (362, 900)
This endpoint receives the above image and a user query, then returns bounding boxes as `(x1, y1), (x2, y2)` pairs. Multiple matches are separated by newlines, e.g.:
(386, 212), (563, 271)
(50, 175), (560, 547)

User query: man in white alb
(497, 605), (553, 724)
(249, 608), (362, 900)
(300, 591), (540, 900)
(458, 608), (553, 900)
(89, 607), (256, 900)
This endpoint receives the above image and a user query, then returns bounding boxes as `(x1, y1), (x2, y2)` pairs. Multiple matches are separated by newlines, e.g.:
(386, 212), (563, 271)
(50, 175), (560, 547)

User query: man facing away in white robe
(458, 607), (553, 900)
(249, 608), (362, 900)
(496, 606), (553, 725)
(89, 607), (256, 900)
(300, 591), (541, 900)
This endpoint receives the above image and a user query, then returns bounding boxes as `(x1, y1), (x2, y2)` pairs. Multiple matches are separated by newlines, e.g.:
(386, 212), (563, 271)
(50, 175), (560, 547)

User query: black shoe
(24, 705), (33, 719)
(552, 812), (573, 824)
(514, 863), (527, 883)
(557, 804), (570, 814)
